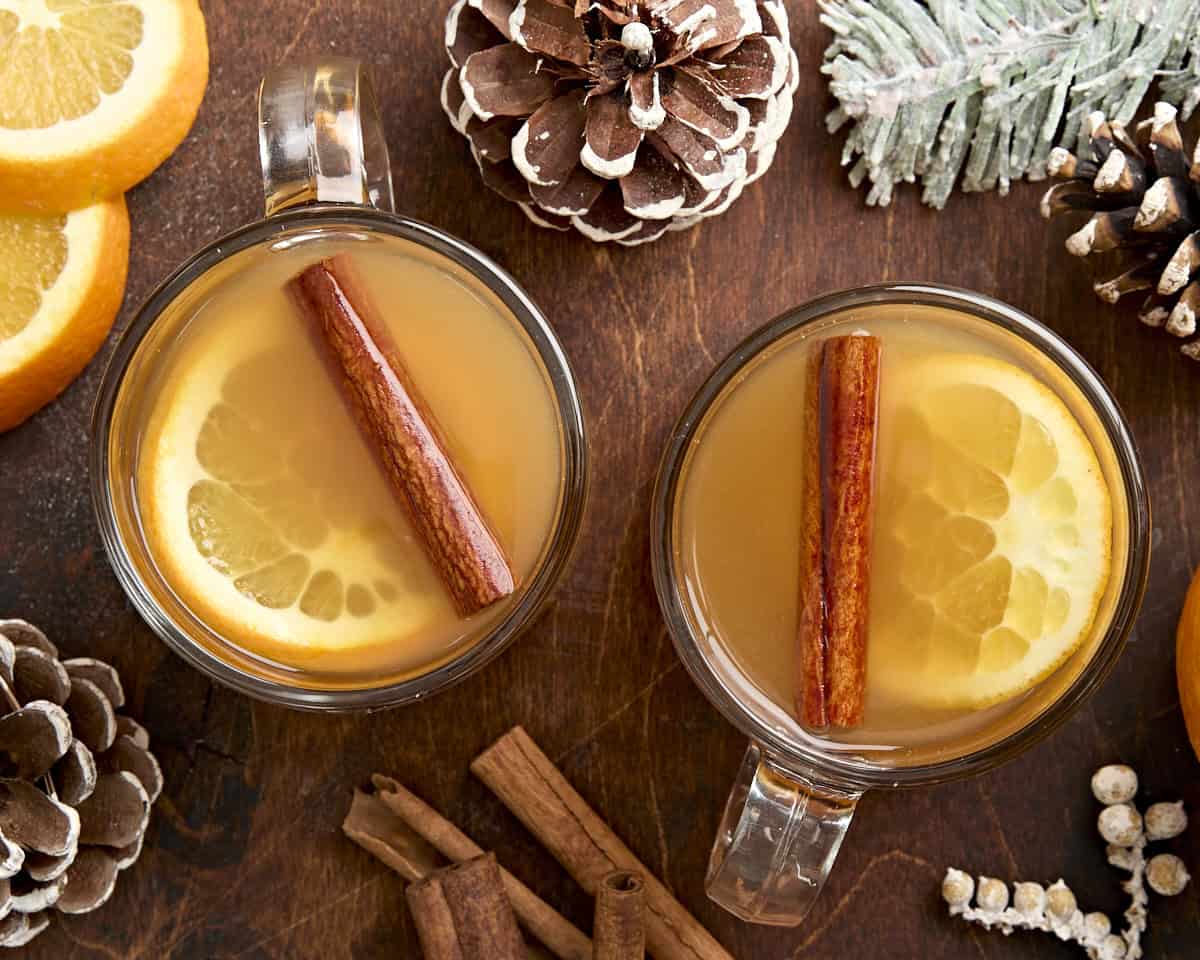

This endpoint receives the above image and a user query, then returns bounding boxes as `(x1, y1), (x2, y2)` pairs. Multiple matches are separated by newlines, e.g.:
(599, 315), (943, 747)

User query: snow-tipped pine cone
(442, 0), (799, 245)
(1041, 103), (1200, 362)
(0, 620), (162, 948)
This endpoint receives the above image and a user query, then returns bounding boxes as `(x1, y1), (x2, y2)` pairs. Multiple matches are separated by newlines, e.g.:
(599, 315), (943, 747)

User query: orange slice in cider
(143, 332), (449, 658)
(870, 354), (1112, 708)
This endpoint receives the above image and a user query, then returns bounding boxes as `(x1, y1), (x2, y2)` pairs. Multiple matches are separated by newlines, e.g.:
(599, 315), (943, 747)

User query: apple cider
(673, 304), (1129, 765)
(114, 231), (565, 687)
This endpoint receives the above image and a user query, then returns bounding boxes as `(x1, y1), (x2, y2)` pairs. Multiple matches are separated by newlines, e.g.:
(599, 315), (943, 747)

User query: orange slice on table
(0, 197), (129, 431)
(1176, 568), (1200, 763)
(871, 354), (1112, 708)
(0, 0), (209, 212)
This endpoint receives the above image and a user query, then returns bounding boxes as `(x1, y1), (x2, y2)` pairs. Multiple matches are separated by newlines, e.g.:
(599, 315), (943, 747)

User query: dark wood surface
(2, 2), (1197, 956)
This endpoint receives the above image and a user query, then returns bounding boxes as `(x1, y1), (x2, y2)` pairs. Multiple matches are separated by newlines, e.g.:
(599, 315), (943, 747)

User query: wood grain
(0, 1), (1196, 956)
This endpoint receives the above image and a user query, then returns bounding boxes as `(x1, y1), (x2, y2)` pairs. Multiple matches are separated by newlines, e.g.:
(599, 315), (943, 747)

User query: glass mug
(650, 285), (1150, 925)
(91, 59), (587, 710)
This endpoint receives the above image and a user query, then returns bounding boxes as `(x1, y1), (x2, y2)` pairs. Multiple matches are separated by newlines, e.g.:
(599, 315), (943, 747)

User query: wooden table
(3, 2), (1197, 956)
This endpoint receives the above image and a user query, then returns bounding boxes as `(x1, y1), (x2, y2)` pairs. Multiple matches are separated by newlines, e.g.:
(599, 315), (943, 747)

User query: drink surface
(123, 231), (563, 685)
(674, 304), (1125, 764)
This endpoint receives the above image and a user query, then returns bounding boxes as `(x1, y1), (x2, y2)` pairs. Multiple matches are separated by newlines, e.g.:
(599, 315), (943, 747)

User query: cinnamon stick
(407, 875), (467, 960)
(343, 788), (443, 883)
(370, 775), (592, 960)
(406, 854), (527, 960)
(288, 254), (514, 615)
(797, 348), (829, 727)
(472, 726), (734, 960)
(796, 334), (880, 728)
(594, 871), (645, 960)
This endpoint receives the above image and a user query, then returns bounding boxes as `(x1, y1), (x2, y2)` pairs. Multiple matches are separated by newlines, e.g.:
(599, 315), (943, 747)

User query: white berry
(1098, 803), (1143, 846)
(1013, 881), (1045, 918)
(1092, 765), (1138, 805)
(1046, 880), (1077, 922)
(1146, 853), (1191, 896)
(1097, 933), (1127, 960)
(1083, 911), (1112, 941)
(941, 868), (974, 907)
(1144, 801), (1187, 841)
(976, 876), (1009, 912)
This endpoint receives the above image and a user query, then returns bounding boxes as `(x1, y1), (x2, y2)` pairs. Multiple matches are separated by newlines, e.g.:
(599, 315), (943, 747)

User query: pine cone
(0, 620), (161, 948)
(1041, 103), (1200, 361)
(441, 0), (798, 245)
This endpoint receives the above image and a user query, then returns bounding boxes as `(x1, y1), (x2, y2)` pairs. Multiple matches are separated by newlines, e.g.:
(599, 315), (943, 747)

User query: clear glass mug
(650, 285), (1151, 925)
(91, 59), (587, 710)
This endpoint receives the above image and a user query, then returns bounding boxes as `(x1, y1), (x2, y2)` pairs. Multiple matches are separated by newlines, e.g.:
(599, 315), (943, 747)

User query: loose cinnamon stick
(343, 788), (443, 883)
(796, 334), (880, 728)
(343, 784), (584, 960)
(472, 726), (734, 960)
(406, 854), (526, 960)
(407, 875), (467, 960)
(371, 775), (592, 960)
(594, 871), (645, 960)
(288, 254), (514, 615)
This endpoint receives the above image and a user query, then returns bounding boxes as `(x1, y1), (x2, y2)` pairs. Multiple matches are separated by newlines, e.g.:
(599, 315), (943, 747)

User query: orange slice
(0, 0), (209, 212)
(142, 333), (449, 658)
(0, 197), (129, 431)
(1176, 567), (1200, 763)
(871, 354), (1112, 708)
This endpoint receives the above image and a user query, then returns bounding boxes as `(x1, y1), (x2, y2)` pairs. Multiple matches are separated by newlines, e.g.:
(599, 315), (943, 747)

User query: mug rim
(650, 282), (1150, 789)
(91, 205), (589, 712)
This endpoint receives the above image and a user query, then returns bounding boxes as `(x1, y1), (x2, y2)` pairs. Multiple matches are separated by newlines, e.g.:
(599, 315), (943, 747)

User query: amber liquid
(674, 305), (1128, 765)
(111, 229), (564, 688)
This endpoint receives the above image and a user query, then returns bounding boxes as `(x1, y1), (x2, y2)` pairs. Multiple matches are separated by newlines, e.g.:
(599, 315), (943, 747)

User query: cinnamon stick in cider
(288, 254), (514, 616)
(798, 348), (830, 727)
(796, 334), (880, 728)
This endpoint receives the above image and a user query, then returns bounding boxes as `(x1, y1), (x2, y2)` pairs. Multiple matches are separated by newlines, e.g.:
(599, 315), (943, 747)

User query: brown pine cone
(442, 0), (798, 245)
(1040, 103), (1200, 361)
(0, 620), (162, 948)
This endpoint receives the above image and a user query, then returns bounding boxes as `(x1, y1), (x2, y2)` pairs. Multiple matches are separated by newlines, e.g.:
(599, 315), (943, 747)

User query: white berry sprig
(942, 765), (1190, 960)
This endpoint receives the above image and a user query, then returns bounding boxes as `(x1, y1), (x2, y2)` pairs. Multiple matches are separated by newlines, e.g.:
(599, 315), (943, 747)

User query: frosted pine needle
(821, 0), (1200, 208)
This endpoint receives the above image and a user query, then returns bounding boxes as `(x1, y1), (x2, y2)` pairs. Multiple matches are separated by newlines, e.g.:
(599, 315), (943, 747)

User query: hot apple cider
(674, 303), (1129, 763)
(119, 232), (564, 686)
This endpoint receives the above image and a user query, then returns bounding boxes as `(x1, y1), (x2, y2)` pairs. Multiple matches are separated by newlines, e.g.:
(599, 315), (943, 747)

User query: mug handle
(706, 743), (861, 926)
(258, 58), (395, 216)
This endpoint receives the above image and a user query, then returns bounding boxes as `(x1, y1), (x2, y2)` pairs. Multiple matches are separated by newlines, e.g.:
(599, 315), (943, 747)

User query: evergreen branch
(821, 0), (1200, 208)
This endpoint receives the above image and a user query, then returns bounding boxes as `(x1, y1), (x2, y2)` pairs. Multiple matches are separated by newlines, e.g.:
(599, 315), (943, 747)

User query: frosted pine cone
(0, 620), (162, 948)
(1041, 103), (1200, 362)
(442, 0), (798, 244)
